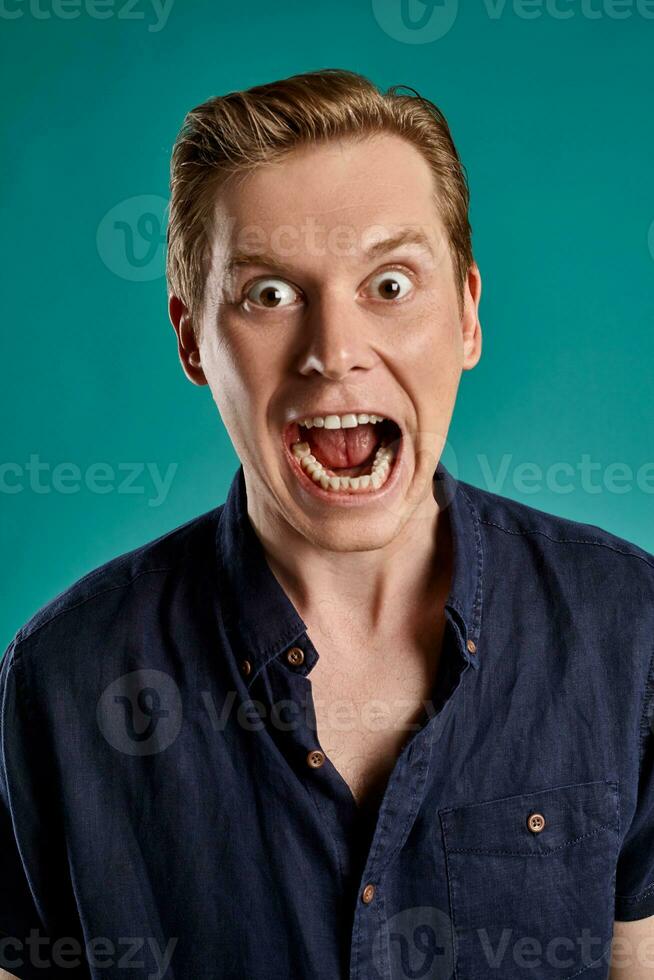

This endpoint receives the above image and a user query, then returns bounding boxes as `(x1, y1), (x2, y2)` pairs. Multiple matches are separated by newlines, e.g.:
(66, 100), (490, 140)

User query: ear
(460, 261), (482, 371)
(168, 295), (207, 386)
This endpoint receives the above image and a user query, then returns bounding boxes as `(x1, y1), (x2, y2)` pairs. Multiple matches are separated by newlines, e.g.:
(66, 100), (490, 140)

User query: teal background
(1, 0), (653, 651)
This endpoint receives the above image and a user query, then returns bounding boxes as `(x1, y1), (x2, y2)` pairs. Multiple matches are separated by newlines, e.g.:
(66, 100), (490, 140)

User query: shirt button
(361, 883), (376, 904)
(286, 646), (305, 667)
(466, 639), (477, 654)
(527, 812), (546, 833)
(306, 749), (325, 769)
(241, 659), (252, 676)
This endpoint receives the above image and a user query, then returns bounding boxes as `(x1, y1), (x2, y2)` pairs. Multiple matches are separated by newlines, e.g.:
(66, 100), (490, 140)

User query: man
(1, 69), (652, 980)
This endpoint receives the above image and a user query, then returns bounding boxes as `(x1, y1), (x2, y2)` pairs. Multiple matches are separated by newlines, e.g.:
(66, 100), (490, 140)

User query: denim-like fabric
(1, 461), (654, 980)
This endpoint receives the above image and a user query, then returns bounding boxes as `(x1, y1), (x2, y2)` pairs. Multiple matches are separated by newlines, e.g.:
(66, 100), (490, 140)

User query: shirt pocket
(439, 779), (620, 980)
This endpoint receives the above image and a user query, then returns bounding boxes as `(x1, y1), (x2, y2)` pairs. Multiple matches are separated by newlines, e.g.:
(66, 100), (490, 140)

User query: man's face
(173, 132), (481, 553)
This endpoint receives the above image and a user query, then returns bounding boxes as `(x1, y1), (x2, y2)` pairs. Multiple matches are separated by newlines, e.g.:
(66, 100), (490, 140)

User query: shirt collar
(433, 460), (484, 667)
(216, 460), (483, 683)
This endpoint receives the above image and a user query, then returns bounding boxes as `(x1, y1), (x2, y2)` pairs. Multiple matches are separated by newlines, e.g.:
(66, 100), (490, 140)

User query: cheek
(399, 298), (463, 388)
(199, 318), (293, 450)
(197, 332), (262, 461)
(201, 320), (270, 401)
(395, 303), (463, 460)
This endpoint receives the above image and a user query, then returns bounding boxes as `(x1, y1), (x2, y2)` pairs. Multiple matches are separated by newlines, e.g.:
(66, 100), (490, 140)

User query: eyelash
(239, 264), (419, 308)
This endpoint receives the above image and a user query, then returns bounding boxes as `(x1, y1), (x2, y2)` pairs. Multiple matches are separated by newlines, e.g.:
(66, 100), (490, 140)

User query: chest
(306, 617), (447, 811)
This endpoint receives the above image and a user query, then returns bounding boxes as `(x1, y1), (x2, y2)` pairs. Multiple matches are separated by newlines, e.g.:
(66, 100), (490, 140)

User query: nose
(296, 290), (377, 382)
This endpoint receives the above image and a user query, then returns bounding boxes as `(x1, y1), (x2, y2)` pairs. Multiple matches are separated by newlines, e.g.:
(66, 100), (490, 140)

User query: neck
(245, 479), (453, 641)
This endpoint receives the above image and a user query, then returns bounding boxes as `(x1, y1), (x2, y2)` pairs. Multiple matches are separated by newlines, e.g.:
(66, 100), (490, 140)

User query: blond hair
(166, 68), (473, 327)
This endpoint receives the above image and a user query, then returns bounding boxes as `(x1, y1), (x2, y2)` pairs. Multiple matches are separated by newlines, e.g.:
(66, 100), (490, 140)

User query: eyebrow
(225, 228), (435, 274)
(364, 229), (435, 260)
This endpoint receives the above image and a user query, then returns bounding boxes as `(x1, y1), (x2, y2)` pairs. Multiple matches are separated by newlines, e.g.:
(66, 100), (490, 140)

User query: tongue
(307, 423), (379, 469)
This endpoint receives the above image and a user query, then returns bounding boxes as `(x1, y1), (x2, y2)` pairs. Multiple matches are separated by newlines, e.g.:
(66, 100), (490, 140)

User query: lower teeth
(290, 440), (396, 493)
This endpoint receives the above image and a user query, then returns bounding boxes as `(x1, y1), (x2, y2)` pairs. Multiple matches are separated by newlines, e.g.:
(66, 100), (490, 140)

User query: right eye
(244, 278), (301, 309)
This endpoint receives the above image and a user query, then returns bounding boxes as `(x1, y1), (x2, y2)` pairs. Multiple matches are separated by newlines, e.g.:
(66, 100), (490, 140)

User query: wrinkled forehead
(206, 134), (450, 277)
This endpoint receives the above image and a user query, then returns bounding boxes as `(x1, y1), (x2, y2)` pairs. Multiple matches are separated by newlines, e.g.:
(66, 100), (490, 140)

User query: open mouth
(284, 412), (403, 495)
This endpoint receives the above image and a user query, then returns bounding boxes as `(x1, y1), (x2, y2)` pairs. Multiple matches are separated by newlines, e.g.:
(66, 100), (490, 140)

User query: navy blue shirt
(2, 461), (654, 980)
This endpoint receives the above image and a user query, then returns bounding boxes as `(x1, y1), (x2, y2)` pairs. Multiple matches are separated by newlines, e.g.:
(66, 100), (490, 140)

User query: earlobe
(463, 321), (482, 370)
(168, 295), (208, 387)
(461, 262), (482, 371)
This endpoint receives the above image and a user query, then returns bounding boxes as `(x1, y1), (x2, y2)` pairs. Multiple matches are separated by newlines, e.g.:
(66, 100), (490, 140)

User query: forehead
(210, 133), (446, 265)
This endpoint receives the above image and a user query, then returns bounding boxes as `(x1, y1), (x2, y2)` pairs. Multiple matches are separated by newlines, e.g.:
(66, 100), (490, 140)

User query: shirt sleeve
(0, 640), (45, 963)
(614, 645), (654, 921)
(0, 639), (88, 979)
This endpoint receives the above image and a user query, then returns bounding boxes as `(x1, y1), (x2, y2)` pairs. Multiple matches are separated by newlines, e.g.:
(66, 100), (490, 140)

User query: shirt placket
(254, 616), (471, 980)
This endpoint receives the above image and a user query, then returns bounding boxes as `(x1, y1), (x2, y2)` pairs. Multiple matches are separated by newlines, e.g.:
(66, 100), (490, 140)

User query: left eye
(367, 269), (414, 301)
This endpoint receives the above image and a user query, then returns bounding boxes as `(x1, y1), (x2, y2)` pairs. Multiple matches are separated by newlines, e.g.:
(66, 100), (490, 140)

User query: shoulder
(460, 477), (654, 732)
(460, 477), (654, 710)
(460, 476), (654, 577)
(5, 504), (225, 669)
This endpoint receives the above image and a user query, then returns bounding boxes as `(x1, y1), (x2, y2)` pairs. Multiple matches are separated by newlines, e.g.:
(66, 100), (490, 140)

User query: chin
(293, 514), (404, 554)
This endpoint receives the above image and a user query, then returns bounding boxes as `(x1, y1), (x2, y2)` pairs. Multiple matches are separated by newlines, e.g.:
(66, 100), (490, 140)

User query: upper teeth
(299, 413), (386, 429)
